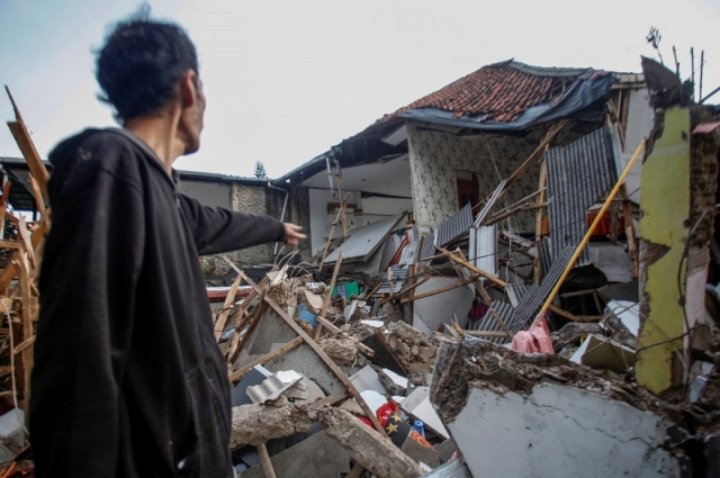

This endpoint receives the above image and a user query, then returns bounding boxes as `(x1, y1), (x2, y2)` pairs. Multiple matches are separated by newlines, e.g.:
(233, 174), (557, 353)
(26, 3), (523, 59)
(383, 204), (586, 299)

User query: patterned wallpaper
(407, 122), (540, 232)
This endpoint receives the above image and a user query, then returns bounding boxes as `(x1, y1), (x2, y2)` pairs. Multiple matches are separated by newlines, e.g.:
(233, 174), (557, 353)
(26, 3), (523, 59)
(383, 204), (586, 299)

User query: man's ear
(179, 70), (198, 109)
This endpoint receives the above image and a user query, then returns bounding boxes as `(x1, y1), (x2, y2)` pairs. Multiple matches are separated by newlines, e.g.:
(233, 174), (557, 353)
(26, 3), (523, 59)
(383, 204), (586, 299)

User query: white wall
(308, 187), (412, 255)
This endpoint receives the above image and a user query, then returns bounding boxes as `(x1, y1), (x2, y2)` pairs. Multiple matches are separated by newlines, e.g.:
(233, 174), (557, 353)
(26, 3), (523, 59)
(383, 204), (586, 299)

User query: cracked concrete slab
(430, 339), (690, 477)
(449, 382), (682, 477)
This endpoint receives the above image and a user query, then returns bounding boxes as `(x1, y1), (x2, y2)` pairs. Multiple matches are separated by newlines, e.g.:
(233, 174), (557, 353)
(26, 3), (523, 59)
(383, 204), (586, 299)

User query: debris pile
(219, 257), (461, 476)
(2, 58), (720, 477)
(213, 60), (720, 475)
(0, 88), (50, 476)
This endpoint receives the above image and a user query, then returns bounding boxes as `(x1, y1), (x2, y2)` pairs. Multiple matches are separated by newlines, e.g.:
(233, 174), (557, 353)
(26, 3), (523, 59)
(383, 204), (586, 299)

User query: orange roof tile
(390, 60), (590, 123)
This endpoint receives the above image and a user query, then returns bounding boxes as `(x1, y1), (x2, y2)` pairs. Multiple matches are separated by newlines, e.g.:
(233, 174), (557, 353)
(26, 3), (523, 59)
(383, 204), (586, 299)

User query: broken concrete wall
(406, 122), (538, 230)
(449, 382), (681, 477)
(228, 182), (286, 265)
(636, 107), (719, 396)
(616, 86), (655, 203)
(431, 340), (688, 478)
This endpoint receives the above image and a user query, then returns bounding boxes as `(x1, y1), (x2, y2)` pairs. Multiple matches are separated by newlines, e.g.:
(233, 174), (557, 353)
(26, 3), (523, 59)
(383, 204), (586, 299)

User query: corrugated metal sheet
(469, 300), (514, 343)
(545, 126), (618, 265)
(436, 202), (473, 247)
(537, 238), (552, 281)
(419, 231), (436, 265)
(469, 246), (573, 341)
(376, 266), (409, 294)
(324, 214), (404, 264)
(508, 246), (574, 332)
(469, 225), (497, 276)
(505, 280), (531, 307)
(474, 179), (508, 226)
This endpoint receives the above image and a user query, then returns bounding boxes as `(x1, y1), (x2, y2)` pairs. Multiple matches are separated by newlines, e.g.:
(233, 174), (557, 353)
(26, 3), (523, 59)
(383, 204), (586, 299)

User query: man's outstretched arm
(177, 193), (304, 255)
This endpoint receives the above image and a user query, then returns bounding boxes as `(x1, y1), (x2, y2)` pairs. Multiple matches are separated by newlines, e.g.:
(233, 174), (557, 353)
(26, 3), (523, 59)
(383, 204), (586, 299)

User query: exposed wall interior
(407, 123), (539, 231)
(304, 156), (412, 255)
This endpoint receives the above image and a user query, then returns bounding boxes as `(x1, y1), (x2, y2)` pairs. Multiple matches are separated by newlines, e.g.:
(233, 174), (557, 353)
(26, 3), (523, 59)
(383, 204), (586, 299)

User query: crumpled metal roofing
(545, 126), (618, 264)
(469, 246), (574, 341)
(390, 60), (592, 123)
(435, 202), (474, 247)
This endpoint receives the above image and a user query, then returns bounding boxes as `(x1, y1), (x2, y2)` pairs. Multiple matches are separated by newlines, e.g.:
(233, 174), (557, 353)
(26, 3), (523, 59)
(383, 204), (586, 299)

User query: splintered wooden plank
(0, 213), (49, 295)
(214, 275), (243, 340)
(314, 253), (343, 340)
(17, 254), (33, 409)
(17, 217), (36, 270)
(5, 86), (50, 203)
(229, 335), (304, 382)
(228, 297), (267, 364)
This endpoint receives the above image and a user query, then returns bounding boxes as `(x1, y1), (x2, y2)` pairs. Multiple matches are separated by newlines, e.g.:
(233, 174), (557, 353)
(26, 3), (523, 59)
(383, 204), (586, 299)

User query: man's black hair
(96, 16), (198, 121)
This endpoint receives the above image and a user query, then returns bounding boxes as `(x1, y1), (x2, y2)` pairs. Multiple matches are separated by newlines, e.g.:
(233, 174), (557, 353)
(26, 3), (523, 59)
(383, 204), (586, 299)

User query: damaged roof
(278, 59), (620, 183)
(389, 60), (592, 123)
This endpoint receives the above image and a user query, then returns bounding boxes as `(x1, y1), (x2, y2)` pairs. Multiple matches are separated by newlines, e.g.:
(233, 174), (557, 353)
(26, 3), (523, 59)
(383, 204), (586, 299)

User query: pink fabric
(511, 312), (554, 354)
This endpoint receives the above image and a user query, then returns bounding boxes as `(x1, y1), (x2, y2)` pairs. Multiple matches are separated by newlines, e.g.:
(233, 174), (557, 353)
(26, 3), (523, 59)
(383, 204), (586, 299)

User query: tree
(254, 161), (268, 179)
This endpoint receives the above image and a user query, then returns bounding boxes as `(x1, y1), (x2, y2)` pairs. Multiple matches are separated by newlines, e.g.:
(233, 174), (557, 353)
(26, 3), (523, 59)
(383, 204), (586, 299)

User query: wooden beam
(238, 271), (387, 436)
(507, 119), (568, 185)
(229, 336), (304, 382)
(315, 253), (343, 339)
(214, 275), (243, 340)
(461, 330), (510, 337)
(16, 255), (33, 409)
(227, 295), (266, 364)
(319, 205), (343, 270)
(619, 185), (639, 279)
(440, 247), (507, 288)
(257, 443), (278, 478)
(485, 202), (547, 225)
(400, 275), (477, 304)
(5, 86), (50, 203)
(535, 159), (548, 284)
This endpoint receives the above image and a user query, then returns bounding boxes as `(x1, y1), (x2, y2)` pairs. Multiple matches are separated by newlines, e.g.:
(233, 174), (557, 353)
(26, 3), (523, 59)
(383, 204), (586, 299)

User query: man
(29, 16), (305, 477)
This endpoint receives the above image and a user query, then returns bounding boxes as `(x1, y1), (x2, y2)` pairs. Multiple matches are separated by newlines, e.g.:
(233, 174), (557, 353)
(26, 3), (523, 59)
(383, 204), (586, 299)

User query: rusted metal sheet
(545, 126), (618, 264)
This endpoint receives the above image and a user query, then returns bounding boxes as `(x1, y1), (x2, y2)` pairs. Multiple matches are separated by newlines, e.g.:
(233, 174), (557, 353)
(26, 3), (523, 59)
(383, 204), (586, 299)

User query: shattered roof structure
(390, 60), (594, 123)
(279, 59), (617, 182)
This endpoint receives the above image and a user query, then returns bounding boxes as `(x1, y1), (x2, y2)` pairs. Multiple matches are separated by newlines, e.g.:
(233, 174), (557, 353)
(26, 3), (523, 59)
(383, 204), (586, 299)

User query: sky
(1, 0), (719, 179)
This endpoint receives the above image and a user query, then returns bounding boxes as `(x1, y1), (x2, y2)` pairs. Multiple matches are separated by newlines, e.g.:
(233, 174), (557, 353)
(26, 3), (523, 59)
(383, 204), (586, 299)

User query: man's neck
(124, 111), (185, 174)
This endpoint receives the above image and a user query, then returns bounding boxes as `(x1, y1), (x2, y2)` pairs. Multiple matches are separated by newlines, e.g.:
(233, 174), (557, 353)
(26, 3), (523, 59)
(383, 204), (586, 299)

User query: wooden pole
(257, 443), (277, 478)
(315, 253), (343, 340)
(229, 336), (304, 382)
(534, 158), (548, 284)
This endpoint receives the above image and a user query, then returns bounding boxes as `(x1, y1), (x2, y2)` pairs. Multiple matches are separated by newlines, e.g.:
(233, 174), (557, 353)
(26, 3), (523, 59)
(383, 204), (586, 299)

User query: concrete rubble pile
(1, 60), (720, 477)
(213, 60), (720, 476)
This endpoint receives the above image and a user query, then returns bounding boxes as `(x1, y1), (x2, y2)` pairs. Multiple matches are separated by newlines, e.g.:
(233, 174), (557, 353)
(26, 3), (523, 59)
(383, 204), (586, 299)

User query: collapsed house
(1, 56), (719, 477)
(279, 59), (650, 335)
